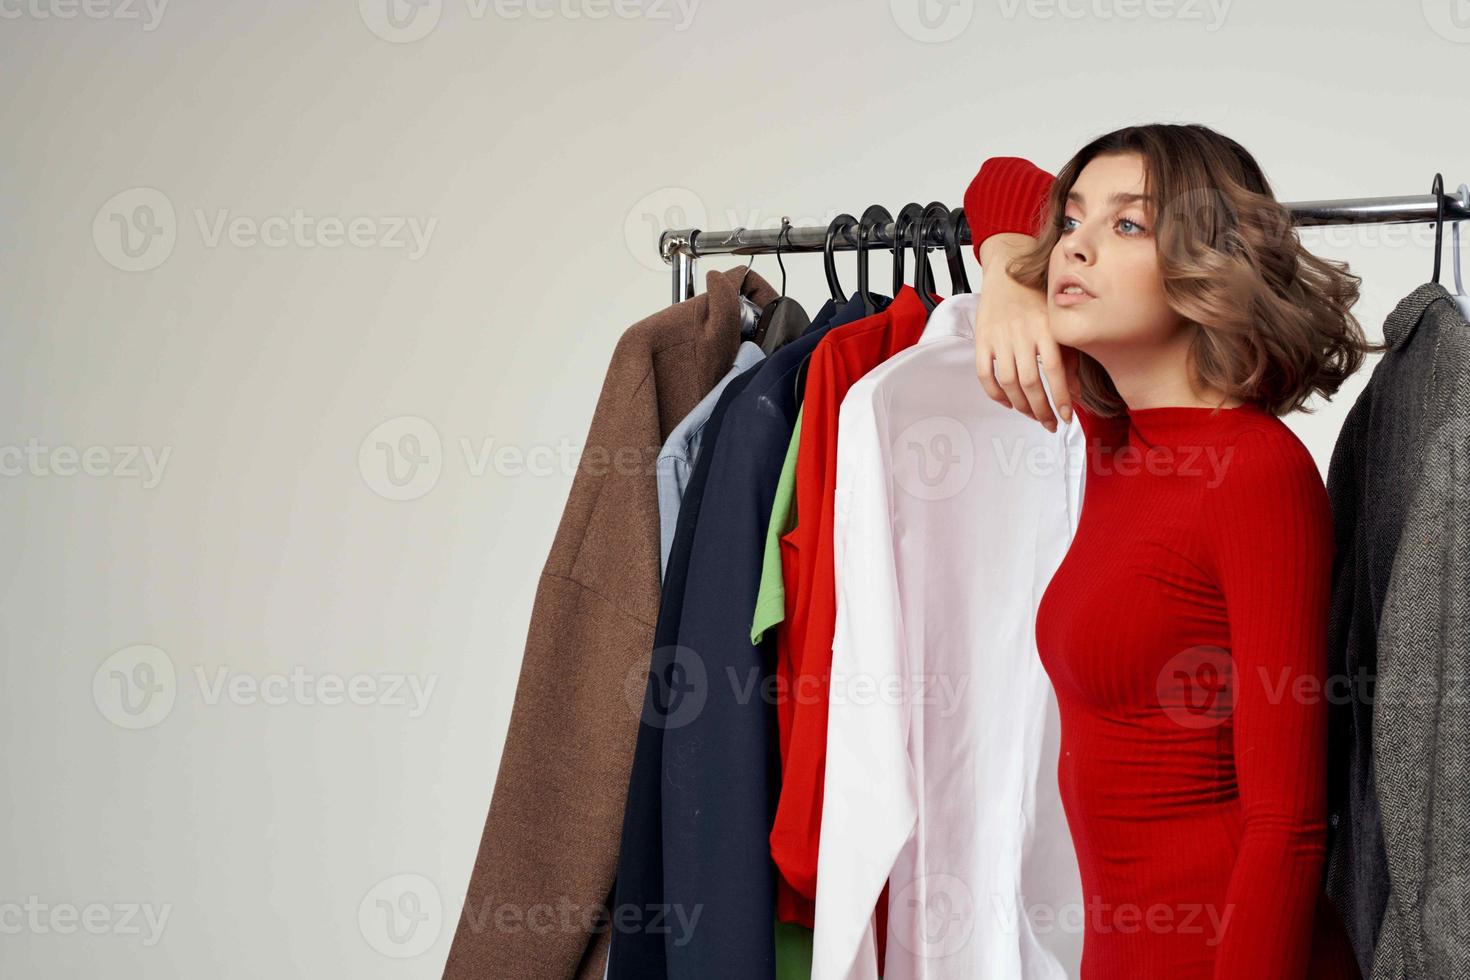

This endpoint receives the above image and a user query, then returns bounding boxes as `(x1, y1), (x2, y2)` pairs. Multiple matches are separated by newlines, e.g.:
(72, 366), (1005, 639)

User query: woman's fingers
(974, 341), (1010, 407)
(970, 234), (1063, 430)
(1037, 338), (1074, 425)
(991, 335), (1036, 420)
(1016, 352), (1056, 432)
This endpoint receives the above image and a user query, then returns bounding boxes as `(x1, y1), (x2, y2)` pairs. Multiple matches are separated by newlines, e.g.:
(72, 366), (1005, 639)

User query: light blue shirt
(655, 341), (765, 579)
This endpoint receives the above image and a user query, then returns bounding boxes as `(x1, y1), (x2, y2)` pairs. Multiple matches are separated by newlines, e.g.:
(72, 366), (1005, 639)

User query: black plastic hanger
(915, 202), (953, 314)
(752, 217), (810, 354)
(891, 203), (929, 296)
(945, 207), (973, 295)
(907, 201), (945, 308)
(856, 205), (893, 317)
(823, 213), (859, 306)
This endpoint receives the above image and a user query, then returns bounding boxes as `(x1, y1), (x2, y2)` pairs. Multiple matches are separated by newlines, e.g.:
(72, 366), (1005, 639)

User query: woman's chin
(1048, 310), (1092, 347)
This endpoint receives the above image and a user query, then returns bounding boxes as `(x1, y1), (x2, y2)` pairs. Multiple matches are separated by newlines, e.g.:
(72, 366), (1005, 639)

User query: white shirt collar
(917, 292), (978, 343)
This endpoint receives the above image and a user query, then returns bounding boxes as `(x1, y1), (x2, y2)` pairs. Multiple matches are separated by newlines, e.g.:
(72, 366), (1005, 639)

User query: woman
(966, 126), (1380, 977)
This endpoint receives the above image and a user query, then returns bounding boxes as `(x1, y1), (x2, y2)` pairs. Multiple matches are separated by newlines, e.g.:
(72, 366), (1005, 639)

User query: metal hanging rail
(657, 190), (1470, 303)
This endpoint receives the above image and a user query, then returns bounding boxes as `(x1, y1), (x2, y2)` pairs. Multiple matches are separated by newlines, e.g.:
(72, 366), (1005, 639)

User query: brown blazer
(443, 267), (779, 980)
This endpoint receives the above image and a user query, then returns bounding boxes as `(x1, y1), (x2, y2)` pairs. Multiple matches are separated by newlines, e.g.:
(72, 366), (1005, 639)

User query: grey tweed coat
(1324, 281), (1470, 980)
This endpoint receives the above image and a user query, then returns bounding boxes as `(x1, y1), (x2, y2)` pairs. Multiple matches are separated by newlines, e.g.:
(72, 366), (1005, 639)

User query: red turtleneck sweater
(968, 157), (1362, 978)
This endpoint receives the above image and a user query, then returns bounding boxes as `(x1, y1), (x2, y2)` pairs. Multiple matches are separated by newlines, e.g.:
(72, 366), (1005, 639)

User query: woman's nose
(1066, 220), (1097, 264)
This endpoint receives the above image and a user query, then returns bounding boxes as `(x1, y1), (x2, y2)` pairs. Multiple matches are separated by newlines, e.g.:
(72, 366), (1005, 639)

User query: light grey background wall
(0, 1), (1464, 976)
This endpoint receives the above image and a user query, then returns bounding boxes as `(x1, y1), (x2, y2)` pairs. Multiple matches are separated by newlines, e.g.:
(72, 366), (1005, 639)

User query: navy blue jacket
(659, 292), (888, 979)
(606, 358), (767, 978)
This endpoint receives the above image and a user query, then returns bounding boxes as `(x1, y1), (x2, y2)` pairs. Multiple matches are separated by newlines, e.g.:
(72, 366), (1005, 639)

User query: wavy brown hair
(1004, 124), (1383, 418)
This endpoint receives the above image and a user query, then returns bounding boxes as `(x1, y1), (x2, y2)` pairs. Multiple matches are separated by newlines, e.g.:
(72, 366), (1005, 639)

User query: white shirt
(813, 292), (1086, 980)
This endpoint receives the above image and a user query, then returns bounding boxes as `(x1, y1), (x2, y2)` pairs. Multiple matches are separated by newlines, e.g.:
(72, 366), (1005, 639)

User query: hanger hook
(1454, 183), (1470, 299)
(776, 217), (790, 298)
(1432, 173), (1446, 284)
(823, 214), (858, 306)
(722, 227), (756, 293)
(856, 205), (893, 316)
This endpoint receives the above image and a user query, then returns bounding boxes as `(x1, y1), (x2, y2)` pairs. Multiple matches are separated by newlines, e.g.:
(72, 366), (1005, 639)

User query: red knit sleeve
(1070, 397), (1094, 437)
(1203, 428), (1334, 979)
(962, 157), (1056, 265)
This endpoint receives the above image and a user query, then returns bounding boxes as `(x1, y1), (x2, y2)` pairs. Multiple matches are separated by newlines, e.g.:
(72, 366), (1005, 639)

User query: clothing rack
(658, 190), (1470, 303)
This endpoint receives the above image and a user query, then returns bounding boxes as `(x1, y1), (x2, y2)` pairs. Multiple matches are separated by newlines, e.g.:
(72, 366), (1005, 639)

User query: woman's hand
(973, 233), (1078, 432)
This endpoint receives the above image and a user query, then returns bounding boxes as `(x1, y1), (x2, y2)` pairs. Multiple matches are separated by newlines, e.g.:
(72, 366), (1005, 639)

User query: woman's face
(1046, 152), (1185, 350)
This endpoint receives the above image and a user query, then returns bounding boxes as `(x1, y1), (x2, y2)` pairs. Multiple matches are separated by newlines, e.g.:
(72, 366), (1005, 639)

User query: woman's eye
(1061, 214), (1147, 235)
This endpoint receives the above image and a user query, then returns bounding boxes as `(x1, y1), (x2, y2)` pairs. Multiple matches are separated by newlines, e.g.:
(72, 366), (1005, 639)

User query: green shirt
(752, 410), (803, 644)
(776, 917), (814, 978)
